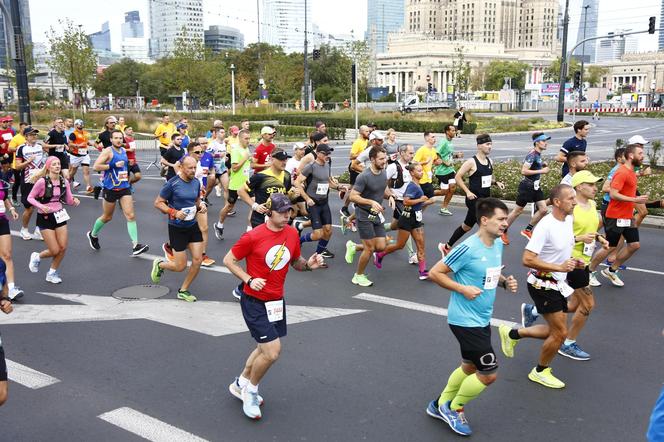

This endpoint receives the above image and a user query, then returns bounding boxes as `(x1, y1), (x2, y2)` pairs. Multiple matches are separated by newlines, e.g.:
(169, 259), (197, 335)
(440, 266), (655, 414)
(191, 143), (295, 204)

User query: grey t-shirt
(384, 142), (399, 161)
(353, 168), (387, 221)
(301, 160), (331, 202)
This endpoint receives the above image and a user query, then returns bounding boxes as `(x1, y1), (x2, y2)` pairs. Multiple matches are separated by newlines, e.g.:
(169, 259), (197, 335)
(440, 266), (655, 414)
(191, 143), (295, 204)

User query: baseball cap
(229, 125), (239, 135)
(571, 170), (603, 188)
(74, 119), (84, 126)
(369, 131), (384, 141)
(261, 126), (276, 135)
(0, 116), (11, 123)
(268, 193), (293, 213)
(22, 126), (38, 135)
(627, 135), (649, 145)
(316, 143), (334, 154)
(533, 133), (551, 142)
(292, 142), (306, 151)
(271, 148), (291, 161)
(176, 122), (188, 130)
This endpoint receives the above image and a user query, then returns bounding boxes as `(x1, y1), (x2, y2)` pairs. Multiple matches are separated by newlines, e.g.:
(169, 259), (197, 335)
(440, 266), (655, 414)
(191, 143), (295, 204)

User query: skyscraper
(0, 0), (32, 69)
(88, 22), (111, 52)
(204, 26), (244, 53)
(149, 0), (204, 59)
(122, 11), (144, 39)
(573, 0), (598, 63)
(659, 0), (664, 50)
(366, 0), (404, 53)
(260, 0), (310, 54)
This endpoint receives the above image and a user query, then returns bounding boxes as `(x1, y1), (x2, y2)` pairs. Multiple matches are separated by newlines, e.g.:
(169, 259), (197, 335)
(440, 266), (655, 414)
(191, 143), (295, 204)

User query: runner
(413, 131), (440, 199)
(373, 163), (435, 280)
(626, 135), (655, 227)
(560, 151), (588, 186)
(434, 124), (463, 216)
(0, 161), (23, 299)
(0, 258), (14, 406)
(207, 126), (228, 199)
(426, 197), (517, 436)
(345, 146), (395, 287)
(383, 128), (398, 158)
(253, 126), (276, 172)
(214, 129), (252, 239)
(86, 129), (149, 255)
(63, 118), (74, 138)
(497, 184), (578, 389)
(27, 156), (80, 283)
(117, 116), (127, 133)
(176, 122), (190, 149)
(438, 134), (504, 256)
(15, 126), (47, 240)
(154, 114), (176, 154)
(160, 134), (185, 181)
(42, 117), (70, 179)
(67, 119), (93, 192)
(223, 193), (325, 420)
(592, 100), (600, 121)
(8, 121), (28, 206)
(123, 126), (141, 185)
(341, 125), (370, 219)
(503, 132), (552, 244)
(343, 130), (382, 233)
(557, 120), (589, 178)
(93, 116), (119, 199)
(151, 156), (206, 302)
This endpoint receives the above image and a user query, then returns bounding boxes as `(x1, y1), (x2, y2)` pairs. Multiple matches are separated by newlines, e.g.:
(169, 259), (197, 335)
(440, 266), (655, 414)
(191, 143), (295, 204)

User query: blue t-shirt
(603, 164), (620, 204)
(444, 234), (504, 328)
(649, 386), (664, 441)
(403, 182), (424, 211)
(159, 176), (201, 228)
(560, 137), (587, 177)
(181, 135), (190, 150)
(197, 152), (214, 188)
(523, 149), (543, 182)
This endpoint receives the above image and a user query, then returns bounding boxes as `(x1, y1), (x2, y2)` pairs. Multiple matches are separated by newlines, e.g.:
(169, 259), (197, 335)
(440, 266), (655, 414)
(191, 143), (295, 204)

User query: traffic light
(573, 71), (581, 88)
(649, 16), (656, 34)
(351, 64), (356, 83)
(312, 49), (320, 60)
(427, 82), (433, 93)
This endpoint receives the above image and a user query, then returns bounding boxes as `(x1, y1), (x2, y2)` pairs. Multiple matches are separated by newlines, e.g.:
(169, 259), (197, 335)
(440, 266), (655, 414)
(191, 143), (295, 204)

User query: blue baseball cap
(533, 133), (551, 142)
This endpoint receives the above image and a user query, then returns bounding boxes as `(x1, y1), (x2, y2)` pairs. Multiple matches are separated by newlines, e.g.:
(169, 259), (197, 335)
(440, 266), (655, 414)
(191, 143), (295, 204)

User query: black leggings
(12, 169), (20, 201)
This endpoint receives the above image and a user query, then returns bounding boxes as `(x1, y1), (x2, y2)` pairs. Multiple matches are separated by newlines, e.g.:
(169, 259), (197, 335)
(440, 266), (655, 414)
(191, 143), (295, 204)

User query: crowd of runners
(0, 114), (662, 438)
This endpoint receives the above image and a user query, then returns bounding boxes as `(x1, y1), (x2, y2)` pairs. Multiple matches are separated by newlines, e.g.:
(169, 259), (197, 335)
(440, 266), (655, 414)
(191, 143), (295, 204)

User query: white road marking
(599, 263), (664, 276)
(98, 407), (208, 442)
(353, 293), (518, 328)
(134, 253), (232, 274)
(6, 359), (60, 389)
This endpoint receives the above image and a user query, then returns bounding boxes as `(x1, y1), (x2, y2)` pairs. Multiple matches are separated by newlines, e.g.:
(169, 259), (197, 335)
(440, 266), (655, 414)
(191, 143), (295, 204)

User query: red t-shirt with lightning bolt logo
(231, 223), (301, 301)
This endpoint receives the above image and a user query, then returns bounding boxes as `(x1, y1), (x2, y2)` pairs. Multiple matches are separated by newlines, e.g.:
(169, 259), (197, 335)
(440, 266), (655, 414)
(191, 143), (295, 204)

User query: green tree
(585, 65), (609, 87)
(544, 56), (581, 83)
(46, 19), (97, 104)
(93, 58), (147, 96)
(310, 44), (352, 94)
(452, 46), (471, 95)
(484, 60), (529, 90)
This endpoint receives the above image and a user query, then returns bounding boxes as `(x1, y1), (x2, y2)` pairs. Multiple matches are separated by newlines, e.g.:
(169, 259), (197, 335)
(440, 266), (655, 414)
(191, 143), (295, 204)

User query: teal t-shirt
(434, 137), (455, 176)
(444, 234), (503, 327)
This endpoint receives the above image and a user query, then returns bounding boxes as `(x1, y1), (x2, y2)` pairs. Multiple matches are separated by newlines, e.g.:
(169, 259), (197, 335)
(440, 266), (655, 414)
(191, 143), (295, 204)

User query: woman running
(27, 156), (80, 283)
(0, 158), (23, 299)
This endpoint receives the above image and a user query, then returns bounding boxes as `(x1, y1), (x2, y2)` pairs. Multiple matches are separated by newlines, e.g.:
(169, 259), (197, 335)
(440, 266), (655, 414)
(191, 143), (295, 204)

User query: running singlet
(231, 223), (301, 301)
(102, 147), (131, 190)
(208, 140), (227, 174)
(195, 152), (214, 188)
(468, 156), (493, 199)
(444, 234), (503, 327)
(572, 201), (600, 265)
(68, 129), (90, 156)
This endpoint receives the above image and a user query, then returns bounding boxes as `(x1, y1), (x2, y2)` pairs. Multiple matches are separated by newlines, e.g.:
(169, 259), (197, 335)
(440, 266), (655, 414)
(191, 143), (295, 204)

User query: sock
(564, 339), (576, 346)
(126, 220), (138, 245)
(450, 374), (487, 411)
(48, 268), (56, 274)
(438, 366), (469, 406)
(526, 224), (534, 231)
(8, 282), (14, 290)
(418, 260), (426, 273)
(316, 239), (329, 254)
(536, 364), (547, 373)
(247, 382), (258, 393)
(300, 232), (313, 243)
(218, 222), (224, 228)
(509, 329), (521, 340)
(91, 218), (106, 237)
(238, 375), (249, 388)
(608, 267), (616, 273)
(448, 226), (467, 247)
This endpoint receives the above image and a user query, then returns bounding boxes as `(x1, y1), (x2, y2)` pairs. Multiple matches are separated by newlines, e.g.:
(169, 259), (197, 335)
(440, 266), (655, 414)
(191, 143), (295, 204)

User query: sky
(27, 0), (662, 53)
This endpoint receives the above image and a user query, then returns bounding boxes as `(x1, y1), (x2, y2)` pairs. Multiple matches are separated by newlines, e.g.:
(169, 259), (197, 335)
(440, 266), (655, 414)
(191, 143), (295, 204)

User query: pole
(556, 0), (570, 122)
(231, 64), (236, 115)
(354, 61), (358, 132)
(303, 0), (309, 111)
(7, 0), (30, 123)
(579, 5), (590, 105)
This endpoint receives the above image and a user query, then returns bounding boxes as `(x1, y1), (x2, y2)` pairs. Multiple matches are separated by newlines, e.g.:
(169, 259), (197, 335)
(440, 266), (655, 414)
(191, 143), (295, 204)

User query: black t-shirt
(163, 146), (185, 180)
(96, 130), (115, 148)
(245, 169), (292, 226)
(45, 129), (68, 155)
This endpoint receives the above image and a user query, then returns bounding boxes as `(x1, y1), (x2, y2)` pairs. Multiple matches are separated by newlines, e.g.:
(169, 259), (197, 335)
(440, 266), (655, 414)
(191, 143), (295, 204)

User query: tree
(544, 56), (581, 83)
(309, 44), (353, 95)
(484, 60), (530, 90)
(585, 65), (609, 87)
(46, 19), (97, 105)
(93, 58), (147, 97)
(452, 46), (471, 95)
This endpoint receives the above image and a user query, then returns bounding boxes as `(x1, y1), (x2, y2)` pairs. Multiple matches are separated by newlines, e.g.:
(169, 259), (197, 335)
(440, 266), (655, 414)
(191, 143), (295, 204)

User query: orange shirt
(69, 129), (90, 155)
(606, 164), (638, 219)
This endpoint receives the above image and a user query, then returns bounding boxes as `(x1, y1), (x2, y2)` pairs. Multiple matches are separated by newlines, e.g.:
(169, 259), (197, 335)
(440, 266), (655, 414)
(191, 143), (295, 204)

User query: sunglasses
(192, 150), (203, 154)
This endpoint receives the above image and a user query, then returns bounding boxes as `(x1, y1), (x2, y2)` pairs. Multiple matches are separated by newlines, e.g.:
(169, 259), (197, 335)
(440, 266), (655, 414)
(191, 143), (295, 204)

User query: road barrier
(565, 107), (660, 114)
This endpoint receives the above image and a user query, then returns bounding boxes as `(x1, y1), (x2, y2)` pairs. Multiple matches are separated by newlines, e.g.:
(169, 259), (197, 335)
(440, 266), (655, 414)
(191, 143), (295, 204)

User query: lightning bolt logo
(269, 241), (288, 272)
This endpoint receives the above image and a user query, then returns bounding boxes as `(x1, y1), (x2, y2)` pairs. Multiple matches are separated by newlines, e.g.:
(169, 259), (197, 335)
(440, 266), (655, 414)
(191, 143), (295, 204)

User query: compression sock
(316, 239), (329, 254)
(450, 374), (487, 411)
(406, 237), (415, 255)
(127, 220), (138, 245)
(418, 260), (427, 273)
(91, 218), (107, 237)
(300, 232), (313, 244)
(447, 226), (467, 247)
(438, 366), (469, 406)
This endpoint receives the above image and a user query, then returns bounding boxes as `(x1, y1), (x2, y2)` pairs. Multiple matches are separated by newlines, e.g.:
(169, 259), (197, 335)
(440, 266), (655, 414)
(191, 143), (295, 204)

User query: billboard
(540, 82), (574, 96)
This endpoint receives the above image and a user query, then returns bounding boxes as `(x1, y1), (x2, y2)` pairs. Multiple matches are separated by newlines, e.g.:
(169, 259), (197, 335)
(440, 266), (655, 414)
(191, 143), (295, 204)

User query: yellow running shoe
(498, 324), (518, 358)
(528, 367), (565, 389)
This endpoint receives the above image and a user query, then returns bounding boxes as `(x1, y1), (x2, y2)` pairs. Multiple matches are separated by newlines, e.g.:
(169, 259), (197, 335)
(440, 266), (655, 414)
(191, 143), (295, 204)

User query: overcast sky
(27, 0), (662, 53)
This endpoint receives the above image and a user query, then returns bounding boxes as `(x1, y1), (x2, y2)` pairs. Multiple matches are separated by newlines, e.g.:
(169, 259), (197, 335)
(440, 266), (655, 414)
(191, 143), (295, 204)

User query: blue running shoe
(439, 400), (472, 436)
(521, 303), (539, 328)
(426, 400), (446, 422)
(558, 342), (591, 361)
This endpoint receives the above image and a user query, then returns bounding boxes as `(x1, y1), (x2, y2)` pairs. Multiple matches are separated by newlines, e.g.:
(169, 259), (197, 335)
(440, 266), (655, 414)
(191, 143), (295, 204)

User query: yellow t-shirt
(226, 135), (239, 148)
(9, 133), (25, 168)
(154, 123), (175, 147)
(414, 145), (436, 184)
(350, 137), (368, 159)
(572, 200), (600, 264)
(117, 124), (127, 133)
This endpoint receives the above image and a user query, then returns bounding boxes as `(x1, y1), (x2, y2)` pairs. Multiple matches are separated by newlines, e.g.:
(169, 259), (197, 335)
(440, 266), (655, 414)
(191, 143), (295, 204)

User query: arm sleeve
(27, 178), (46, 210)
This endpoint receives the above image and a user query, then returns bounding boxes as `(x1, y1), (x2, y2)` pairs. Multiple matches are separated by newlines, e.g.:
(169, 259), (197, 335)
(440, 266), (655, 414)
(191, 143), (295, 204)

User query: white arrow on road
(2, 292), (367, 337)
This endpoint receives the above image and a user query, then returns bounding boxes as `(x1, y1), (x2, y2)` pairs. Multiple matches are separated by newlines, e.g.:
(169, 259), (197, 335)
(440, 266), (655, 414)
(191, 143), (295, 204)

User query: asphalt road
(1, 149), (663, 441)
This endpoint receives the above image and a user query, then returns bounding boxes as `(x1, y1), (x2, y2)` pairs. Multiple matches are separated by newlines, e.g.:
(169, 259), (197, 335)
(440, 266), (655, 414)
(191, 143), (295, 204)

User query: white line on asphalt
(599, 263), (664, 276)
(6, 359), (61, 389)
(353, 293), (519, 328)
(98, 407), (208, 442)
(134, 253), (232, 274)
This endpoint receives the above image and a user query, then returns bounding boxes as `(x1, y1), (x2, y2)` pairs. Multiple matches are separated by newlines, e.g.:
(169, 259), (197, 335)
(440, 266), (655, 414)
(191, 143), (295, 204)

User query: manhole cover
(112, 284), (170, 300)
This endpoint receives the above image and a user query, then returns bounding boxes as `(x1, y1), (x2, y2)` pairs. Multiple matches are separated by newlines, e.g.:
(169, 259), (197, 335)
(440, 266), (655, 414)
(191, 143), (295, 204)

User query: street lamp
(230, 63), (236, 115)
(579, 4), (590, 104)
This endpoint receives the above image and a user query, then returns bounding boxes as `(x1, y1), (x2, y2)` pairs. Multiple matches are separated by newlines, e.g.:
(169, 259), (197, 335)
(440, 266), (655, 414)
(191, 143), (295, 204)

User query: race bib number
(181, 206), (197, 221)
(78, 148), (87, 155)
(53, 209), (70, 223)
(484, 266), (502, 290)
(558, 280), (574, 298)
(533, 179), (540, 191)
(118, 171), (128, 182)
(55, 145), (65, 153)
(481, 175), (492, 188)
(265, 299), (284, 322)
(378, 211), (385, 224)
(415, 210), (423, 222)
(617, 218), (631, 227)
(583, 241), (595, 257)
(128, 141), (137, 150)
(1, 133), (12, 141)
(316, 183), (329, 196)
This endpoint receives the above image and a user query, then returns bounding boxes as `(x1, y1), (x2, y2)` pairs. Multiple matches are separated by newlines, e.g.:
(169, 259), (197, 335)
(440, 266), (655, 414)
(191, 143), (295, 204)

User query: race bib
(583, 241), (595, 257)
(558, 280), (574, 298)
(265, 299), (284, 322)
(128, 141), (136, 150)
(181, 206), (197, 221)
(55, 145), (65, 153)
(415, 210), (423, 222)
(484, 266), (502, 290)
(378, 211), (385, 224)
(53, 208), (70, 223)
(481, 175), (492, 188)
(1, 133), (11, 141)
(118, 171), (129, 182)
(316, 183), (329, 196)
(617, 218), (631, 227)
(78, 148), (87, 155)
(533, 179), (540, 191)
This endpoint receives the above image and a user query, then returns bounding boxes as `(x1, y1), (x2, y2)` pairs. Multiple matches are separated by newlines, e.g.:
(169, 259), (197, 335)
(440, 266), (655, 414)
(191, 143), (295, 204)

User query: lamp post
(556, 0), (571, 122)
(230, 63), (236, 115)
(578, 4), (590, 105)
(303, 0), (309, 111)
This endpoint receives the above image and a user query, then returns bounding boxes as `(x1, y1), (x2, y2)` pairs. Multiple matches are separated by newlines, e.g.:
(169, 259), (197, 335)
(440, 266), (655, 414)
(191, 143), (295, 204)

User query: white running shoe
(20, 228), (32, 240)
(8, 286), (24, 300)
(242, 387), (262, 419)
(45, 271), (62, 284)
(33, 227), (43, 241)
(408, 254), (419, 264)
(28, 252), (40, 273)
(215, 186), (222, 197)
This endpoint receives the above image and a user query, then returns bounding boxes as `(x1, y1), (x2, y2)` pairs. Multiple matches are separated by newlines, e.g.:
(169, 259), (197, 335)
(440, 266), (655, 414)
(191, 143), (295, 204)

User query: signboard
(540, 82), (573, 96)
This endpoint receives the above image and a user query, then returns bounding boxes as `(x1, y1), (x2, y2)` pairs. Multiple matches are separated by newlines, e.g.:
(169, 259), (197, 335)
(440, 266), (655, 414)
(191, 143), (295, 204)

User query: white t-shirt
(356, 148), (372, 170)
(386, 160), (412, 200)
(525, 213), (574, 282)
(560, 174), (573, 186)
(285, 157), (301, 175)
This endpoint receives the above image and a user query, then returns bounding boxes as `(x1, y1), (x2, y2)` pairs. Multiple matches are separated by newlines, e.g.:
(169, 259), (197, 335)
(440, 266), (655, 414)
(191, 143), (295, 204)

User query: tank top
(102, 147), (130, 190)
(468, 155), (493, 198)
(571, 200), (599, 264)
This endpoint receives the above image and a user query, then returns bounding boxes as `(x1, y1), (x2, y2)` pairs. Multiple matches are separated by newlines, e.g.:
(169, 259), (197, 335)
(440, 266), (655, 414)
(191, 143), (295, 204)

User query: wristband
(168, 207), (177, 218)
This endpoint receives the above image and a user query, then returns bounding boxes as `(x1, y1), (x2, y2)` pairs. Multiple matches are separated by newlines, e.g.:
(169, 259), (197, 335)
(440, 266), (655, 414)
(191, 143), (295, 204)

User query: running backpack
(38, 175), (66, 205)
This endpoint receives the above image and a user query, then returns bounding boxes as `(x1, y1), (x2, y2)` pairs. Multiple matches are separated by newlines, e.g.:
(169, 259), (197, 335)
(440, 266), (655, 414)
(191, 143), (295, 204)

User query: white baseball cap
(261, 126), (276, 135)
(292, 142), (305, 151)
(369, 131), (384, 141)
(627, 135), (649, 145)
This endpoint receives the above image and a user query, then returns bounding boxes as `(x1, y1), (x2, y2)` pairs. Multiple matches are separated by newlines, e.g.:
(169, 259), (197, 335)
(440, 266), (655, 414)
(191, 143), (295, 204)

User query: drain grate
(112, 284), (170, 300)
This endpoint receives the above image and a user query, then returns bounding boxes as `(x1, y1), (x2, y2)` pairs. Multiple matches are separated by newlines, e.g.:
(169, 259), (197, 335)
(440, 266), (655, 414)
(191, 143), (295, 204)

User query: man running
(161, 134), (185, 181)
(426, 198), (517, 436)
(87, 130), (149, 256)
(434, 124), (463, 216)
(341, 125), (370, 219)
(498, 184), (577, 389)
(438, 134), (504, 256)
(154, 114), (176, 154)
(67, 119), (93, 192)
(253, 126), (276, 172)
(385, 144), (417, 264)
(503, 132), (551, 244)
(560, 151), (588, 186)
(43, 117), (70, 179)
(151, 156), (206, 302)
(93, 116), (119, 199)
(413, 131), (440, 199)
(15, 126), (46, 240)
(557, 120), (589, 178)
(223, 193), (324, 420)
